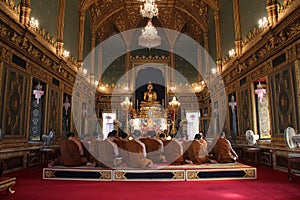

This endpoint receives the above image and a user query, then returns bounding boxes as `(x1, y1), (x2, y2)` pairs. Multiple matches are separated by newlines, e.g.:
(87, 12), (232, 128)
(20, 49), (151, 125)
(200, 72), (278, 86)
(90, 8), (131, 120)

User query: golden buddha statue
(139, 82), (162, 118)
(143, 82), (158, 103)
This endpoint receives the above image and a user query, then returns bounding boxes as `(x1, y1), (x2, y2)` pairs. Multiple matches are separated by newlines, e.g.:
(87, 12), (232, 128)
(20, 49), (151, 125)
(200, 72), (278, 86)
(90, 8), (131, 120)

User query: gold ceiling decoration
(81, 0), (216, 45)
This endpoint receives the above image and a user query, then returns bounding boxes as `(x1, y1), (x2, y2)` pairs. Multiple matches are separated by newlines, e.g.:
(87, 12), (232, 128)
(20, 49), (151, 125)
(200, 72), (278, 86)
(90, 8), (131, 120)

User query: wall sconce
(170, 81), (176, 91)
(124, 81), (130, 91)
(82, 68), (87, 75)
(99, 84), (106, 91)
(194, 81), (206, 93)
(211, 68), (217, 74)
(63, 50), (70, 58)
(229, 49), (235, 58)
(29, 17), (39, 30)
(258, 17), (268, 29)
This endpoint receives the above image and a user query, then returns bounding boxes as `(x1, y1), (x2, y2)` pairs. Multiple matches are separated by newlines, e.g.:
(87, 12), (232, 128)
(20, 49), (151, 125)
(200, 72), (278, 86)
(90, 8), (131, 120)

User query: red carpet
(1, 166), (300, 200)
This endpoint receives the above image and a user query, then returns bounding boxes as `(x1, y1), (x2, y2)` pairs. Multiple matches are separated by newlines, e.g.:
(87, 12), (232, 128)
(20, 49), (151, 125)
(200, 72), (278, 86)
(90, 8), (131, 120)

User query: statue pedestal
(138, 101), (163, 118)
(130, 117), (167, 135)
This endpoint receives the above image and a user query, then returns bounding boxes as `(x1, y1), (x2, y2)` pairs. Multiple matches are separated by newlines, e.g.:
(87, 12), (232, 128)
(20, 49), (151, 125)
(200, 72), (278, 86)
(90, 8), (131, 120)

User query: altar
(129, 117), (167, 135)
(131, 82), (168, 135)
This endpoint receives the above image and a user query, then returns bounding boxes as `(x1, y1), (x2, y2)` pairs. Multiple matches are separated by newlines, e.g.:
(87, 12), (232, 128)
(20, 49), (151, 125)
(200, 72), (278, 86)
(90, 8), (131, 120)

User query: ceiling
(79, 0), (220, 46)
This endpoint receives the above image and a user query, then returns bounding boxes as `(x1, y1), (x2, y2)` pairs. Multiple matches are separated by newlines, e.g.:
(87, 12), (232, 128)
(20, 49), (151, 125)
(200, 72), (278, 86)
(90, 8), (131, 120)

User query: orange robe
(94, 140), (118, 168)
(185, 140), (209, 164)
(163, 140), (184, 165)
(125, 140), (153, 168)
(213, 137), (236, 163)
(140, 138), (163, 163)
(113, 138), (128, 164)
(59, 140), (88, 167)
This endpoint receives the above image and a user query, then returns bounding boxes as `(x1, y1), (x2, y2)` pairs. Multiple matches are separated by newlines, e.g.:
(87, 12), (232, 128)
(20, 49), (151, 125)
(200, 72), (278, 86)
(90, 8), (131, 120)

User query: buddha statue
(143, 82), (158, 103)
(139, 82), (162, 118)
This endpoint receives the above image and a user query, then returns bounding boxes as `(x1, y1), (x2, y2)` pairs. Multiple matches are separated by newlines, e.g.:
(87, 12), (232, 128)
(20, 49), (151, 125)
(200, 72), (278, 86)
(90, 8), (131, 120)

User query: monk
(211, 131), (238, 163)
(185, 134), (210, 164)
(58, 132), (89, 167)
(113, 131), (129, 164)
(199, 131), (208, 156)
(163, 136), (184, 165)
(94, 131), (120, 168)
(125, 130), (155, 168)
(140, 131), (165, 163)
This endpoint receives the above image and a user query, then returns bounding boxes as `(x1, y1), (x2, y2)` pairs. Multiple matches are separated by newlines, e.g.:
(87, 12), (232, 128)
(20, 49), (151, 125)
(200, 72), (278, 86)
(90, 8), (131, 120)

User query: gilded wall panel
(295, 60), (300, 131)
(47, 87), (61, 139)
(72, 97), (82, 135)
(237, 85), (253, 137)
(269, 64), (298, 135)
(1, 64), (29, 136)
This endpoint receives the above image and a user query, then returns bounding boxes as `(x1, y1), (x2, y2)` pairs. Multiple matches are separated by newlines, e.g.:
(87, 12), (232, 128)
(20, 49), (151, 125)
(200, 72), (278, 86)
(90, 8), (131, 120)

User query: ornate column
(170, 46), (176, 90)
(20, 0), (31, 26)
(197, 45), (203, 82)
(232, 0), (242, 56)
(90, 32), (96, 85)
(97, 45), (103, 84)
(125, 47), (130, 91)
(56, 0), (66, 56)
(78, 11), (86, 71)
(266, 0), (278, 26)
(203, 31), (209, 78)
(214, 11), (222, 73)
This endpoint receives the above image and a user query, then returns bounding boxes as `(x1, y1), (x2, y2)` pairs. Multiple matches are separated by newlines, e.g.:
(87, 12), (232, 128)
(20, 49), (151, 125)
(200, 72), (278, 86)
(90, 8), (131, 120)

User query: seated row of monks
(49, 130), (238, 169)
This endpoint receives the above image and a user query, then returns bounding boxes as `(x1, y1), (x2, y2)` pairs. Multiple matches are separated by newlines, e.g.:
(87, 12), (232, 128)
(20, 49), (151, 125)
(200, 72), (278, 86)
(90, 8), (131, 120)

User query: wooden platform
(43, 162), (256, 181)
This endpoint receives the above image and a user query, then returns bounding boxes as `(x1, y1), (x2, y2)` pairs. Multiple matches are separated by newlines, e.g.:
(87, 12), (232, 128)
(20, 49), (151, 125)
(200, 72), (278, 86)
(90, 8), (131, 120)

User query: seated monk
(140, 131), (165, 163)
(58, 132), (89, 167)
(185, 134), (209, 164)
(125, 130), (154, 168)
(181, 140), (191, 161)
(163, 138), (184, 165)
(94, 131), (120, 168)
(113, 131), (129, 164)
(211, 131), (238, 163)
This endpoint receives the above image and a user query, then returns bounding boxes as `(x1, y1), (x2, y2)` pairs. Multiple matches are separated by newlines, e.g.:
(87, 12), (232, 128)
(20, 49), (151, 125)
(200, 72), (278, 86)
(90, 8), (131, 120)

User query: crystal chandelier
(140, 0), (158, 19)
(138, 20), (161, 49)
